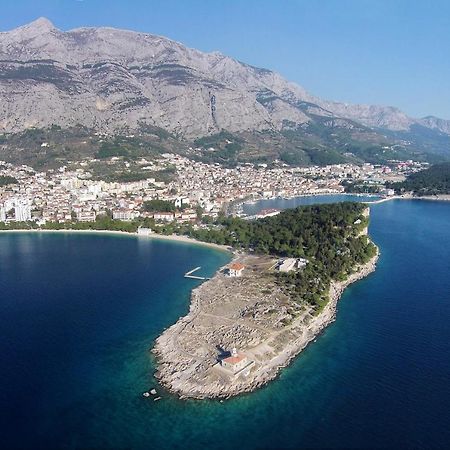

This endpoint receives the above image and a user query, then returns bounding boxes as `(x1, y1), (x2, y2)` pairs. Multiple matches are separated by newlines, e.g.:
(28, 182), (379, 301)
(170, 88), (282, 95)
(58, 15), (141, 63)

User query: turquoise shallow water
(1, 199), (450, 449)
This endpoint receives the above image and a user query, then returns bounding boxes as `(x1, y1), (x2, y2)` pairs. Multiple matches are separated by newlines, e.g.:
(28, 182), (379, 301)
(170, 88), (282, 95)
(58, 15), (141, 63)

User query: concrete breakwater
(184, 267), (210, 281)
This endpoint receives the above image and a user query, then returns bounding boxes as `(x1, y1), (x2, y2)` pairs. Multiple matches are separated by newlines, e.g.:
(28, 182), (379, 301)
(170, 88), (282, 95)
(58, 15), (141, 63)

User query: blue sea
(1, 199), (450, 449)
(242, 194), (380, 216)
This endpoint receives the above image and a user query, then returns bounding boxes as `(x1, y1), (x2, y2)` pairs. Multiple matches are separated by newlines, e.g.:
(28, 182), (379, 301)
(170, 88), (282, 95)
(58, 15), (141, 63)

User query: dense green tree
(143, 199), (176, 212)
(0, 175), (18, 186)
(187, 202), (376, 310)
(388, 163), (450, 195)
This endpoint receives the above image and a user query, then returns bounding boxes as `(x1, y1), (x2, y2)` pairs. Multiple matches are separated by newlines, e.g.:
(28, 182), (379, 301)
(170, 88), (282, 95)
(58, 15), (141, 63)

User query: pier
(184, 267), (210, 280)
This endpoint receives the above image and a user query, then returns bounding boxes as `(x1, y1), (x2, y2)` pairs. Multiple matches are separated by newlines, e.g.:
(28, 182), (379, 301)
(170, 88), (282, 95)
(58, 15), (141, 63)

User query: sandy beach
(0, 228), (232, 253)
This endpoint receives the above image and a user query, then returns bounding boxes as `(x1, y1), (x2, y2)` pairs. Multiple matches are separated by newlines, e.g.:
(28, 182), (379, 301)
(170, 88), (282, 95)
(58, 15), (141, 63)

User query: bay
(1, 199), (449, 449)
(242, 194), (379, 216)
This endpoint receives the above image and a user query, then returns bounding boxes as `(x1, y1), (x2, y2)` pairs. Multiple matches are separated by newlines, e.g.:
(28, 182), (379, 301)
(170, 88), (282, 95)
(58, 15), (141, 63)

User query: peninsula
(387, 162), (450, 197)
(153, 202), (378, 399)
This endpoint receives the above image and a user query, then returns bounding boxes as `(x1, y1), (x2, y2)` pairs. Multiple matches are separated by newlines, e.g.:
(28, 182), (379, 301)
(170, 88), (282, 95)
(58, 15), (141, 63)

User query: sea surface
(1, 199), (450, 449)
(242, 193), (379, 215)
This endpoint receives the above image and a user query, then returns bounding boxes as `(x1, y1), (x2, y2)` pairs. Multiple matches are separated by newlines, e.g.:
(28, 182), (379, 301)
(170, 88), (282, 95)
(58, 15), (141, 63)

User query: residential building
(76, 210), (96, 222)
(112, 209), (135, 221)
(226, 263), (245, 277)
(14, 200), (31, 222)
(153, 212), (175, 222)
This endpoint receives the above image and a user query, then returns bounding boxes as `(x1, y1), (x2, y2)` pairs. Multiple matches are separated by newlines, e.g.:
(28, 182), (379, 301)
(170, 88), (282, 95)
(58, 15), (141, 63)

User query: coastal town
(0, 153), (426, 226)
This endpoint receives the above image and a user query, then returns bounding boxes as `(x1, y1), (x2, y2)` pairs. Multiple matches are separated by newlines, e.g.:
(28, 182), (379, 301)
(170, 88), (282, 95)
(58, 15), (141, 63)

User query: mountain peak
(0, 18), (449, 143)
(20, 17), (57, 32)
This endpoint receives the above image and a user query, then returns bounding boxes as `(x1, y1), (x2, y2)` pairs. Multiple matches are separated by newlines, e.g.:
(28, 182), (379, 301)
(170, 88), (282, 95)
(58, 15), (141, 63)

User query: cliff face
(1, 18), (449, 141)
(0, 18), (312, 137)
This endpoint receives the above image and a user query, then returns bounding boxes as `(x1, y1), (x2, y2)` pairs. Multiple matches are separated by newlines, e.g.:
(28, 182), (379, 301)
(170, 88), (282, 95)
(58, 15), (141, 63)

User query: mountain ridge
(0, 18), (449, 165)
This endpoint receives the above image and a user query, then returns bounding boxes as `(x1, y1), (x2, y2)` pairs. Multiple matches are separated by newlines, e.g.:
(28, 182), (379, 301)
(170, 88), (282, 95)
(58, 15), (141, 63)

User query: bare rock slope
(153, 251), (379, 399)
(1, 18), (449, 140)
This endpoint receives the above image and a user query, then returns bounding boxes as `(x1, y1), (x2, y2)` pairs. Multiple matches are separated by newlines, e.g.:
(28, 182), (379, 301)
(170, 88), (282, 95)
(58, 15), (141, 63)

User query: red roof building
(226, 263), (245, 277)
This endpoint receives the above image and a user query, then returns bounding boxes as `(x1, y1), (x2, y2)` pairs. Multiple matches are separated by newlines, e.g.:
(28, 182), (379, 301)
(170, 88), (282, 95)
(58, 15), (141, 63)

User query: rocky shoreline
(152, 244), (379, 400)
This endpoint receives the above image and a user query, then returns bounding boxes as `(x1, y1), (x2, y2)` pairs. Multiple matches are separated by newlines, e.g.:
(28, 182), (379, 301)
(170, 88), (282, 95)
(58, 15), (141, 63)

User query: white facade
(76, 210), (96, 222)
(221, 348), (249, 374)
(277, 258), (297, 273)
(14, 200), (31, 222)
(226, 263), (245, 277)
(277, 258), (308, 272)
(112, 209), (135, 221)
(153, 212), (175, 222)
(175, 197), (190, 208)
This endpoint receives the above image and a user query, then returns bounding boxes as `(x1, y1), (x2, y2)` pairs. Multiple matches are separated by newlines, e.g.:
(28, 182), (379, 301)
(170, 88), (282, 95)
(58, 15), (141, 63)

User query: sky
(0, 0), (449, 119)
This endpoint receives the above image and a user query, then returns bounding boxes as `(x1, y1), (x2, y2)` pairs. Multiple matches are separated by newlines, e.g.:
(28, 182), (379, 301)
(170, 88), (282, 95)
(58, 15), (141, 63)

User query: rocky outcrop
(153, 248), (379, 399)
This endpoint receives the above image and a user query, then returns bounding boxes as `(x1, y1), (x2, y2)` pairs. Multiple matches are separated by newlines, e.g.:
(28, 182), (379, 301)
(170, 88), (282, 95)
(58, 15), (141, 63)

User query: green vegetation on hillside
(0, 126), (188, 170)
(388, 162), (450, 195)
(193, 131), (244, 166)
(1, 122), (448, 170)
(342, 180), (382, 194)
(143, 199), (175, 212)
(0, 175), (18, 186)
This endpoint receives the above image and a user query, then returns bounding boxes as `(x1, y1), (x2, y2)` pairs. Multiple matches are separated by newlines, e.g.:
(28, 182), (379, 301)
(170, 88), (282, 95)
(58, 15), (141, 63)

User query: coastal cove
(1, 198), (450, 448)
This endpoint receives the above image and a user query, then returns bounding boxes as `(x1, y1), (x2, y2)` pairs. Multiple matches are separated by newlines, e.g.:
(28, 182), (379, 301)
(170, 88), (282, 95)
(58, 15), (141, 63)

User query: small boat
(154, 397), (162, 401)
(142, 392), (150, 398)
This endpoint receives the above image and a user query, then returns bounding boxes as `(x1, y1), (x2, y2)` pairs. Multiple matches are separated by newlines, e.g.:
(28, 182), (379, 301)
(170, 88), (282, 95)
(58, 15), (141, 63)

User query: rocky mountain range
(0, 18), (449, 165)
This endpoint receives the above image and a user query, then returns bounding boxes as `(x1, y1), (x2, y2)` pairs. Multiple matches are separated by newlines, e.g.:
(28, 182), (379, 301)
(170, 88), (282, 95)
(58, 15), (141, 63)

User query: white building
(14, 200), (31, 222)
(0, 206), (6, 222)
(221, 348), (249, 374)
(277, 258), (297, 273)
(112, 209), (136, 221)
(153, 212), (175, 222)
(277, 258), (308, 272)
(226, 263), (245, 277)
(88, 183), (103, 195)
(174, 197), (190, 209)
(297, 258), (308, 269)
(76, 210), (96, 222)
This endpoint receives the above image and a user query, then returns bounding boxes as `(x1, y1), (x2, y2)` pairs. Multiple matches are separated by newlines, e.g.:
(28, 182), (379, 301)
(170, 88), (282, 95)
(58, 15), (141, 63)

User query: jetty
(184, 267), (210, 280)
(368, 195), (405, 204)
